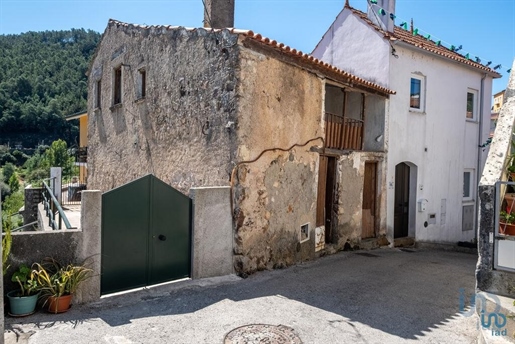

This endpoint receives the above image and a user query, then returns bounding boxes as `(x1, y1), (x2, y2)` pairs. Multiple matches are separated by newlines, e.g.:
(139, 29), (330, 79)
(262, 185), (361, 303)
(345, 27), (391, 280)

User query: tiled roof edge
(345, 7), (501, 78)
(107, 19), (396, 96)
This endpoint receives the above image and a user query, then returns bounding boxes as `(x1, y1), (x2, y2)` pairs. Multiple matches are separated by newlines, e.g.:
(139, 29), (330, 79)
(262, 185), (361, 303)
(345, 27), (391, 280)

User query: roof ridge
(105, 18), (396, 96)
(345, 6), (500, 77)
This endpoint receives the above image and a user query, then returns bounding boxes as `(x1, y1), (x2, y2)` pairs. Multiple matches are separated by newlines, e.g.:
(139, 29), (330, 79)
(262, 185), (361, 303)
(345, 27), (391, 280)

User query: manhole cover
(224, 324), (302, 344)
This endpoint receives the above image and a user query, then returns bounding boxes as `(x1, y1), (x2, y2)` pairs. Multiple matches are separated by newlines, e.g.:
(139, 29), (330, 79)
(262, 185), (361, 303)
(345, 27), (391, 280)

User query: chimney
(367, 0), (396, 33)
(203, 0), (235, 29)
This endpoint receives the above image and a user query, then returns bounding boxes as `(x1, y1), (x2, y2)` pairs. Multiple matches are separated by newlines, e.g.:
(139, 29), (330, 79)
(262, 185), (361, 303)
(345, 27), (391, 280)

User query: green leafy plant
(500, 210), (515, 224)
(32, 259), (92, 298)
(11, 264), (39, 296)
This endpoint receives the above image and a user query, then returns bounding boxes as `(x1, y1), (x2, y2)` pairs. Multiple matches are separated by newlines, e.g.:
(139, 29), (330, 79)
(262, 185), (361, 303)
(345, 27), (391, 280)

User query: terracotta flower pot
(500, 222), (515, 236)
(47, 294), (72, 313)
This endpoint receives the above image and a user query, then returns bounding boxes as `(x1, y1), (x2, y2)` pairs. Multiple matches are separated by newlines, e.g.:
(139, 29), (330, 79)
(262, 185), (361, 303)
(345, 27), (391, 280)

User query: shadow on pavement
(5, 248), (477, 341)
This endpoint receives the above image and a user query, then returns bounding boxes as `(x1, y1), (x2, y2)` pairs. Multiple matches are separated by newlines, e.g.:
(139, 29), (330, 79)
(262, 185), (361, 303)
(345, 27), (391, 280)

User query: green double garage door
(101, 175), (191, 295)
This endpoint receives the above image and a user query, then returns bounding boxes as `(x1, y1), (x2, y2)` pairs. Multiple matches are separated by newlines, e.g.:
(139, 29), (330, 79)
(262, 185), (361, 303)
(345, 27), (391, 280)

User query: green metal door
(101, 175), (191, 295)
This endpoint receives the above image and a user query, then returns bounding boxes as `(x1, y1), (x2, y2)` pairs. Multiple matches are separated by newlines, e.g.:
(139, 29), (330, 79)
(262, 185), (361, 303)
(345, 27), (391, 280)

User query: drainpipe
(475, 73), (487, 242)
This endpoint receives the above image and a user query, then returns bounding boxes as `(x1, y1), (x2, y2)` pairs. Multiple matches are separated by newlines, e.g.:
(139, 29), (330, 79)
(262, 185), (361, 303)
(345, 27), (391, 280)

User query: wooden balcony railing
(325, 112), (364, 150)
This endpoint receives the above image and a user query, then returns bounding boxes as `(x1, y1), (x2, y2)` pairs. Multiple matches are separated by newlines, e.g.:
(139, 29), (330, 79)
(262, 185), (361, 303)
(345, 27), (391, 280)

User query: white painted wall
(312, 10), (391, 88)
(388, 44), (492, 243)
(313, 9), (494, 244)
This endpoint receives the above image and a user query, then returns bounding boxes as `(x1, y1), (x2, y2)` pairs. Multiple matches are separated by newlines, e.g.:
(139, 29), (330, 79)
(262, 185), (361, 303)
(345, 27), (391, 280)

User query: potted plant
(6, 264), (40, 316)
(500, 210), (515, 236)
(32, 259), (92, 313)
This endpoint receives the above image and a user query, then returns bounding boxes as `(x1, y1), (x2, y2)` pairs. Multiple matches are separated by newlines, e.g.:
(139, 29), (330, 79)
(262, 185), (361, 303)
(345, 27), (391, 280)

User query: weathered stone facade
(88, 22), (239, 193)
(88, 20), (392, 274)
(477, 60), (515, 296)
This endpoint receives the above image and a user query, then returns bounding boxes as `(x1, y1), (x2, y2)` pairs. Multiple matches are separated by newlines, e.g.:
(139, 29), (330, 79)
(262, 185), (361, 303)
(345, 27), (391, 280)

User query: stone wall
(23, 186), (42, 225)
(5, 230), (82, 293)
(232, 45), (323, 273)
(477, 59), (515, 296)
(87, 22), (240, 194)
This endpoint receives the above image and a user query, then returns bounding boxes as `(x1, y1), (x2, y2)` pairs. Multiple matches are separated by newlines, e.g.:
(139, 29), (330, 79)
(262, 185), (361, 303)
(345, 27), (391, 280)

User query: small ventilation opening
(300, 223), (309, 243)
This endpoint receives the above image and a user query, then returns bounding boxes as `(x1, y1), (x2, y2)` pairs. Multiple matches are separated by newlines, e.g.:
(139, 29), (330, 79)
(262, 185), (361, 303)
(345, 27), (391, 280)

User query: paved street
(5, 248), (478, 344)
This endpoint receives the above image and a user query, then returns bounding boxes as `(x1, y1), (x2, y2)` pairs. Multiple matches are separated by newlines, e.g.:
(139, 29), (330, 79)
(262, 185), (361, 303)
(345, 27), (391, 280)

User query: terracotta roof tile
(346, 7), (501, 78)
(107, 19), (395, 96)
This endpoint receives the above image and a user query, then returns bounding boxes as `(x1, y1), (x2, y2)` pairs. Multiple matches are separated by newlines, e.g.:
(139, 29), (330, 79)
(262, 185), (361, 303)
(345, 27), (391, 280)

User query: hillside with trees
(0, 29), (101, 148)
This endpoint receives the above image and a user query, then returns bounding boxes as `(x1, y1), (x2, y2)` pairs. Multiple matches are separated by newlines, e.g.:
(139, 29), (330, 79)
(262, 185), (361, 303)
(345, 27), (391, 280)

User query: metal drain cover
(224, 324), (302, 344)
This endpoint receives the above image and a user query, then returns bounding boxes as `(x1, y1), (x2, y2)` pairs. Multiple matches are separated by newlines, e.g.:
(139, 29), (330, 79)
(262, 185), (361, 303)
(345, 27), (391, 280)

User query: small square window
(95, 80), (101, 109)
(410, 74), (425, 112)
(113, 66), (122, 105)
(466, 89), (478, 120)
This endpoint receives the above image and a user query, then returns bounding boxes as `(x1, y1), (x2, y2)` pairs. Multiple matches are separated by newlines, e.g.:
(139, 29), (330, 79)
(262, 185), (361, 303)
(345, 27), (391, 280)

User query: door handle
(158, 234), (167, 241)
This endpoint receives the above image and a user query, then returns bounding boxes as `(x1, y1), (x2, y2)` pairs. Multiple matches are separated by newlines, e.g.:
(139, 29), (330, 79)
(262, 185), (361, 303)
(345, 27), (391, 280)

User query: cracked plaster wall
(233, 47), (323, 274)
(333, 152), (387, 248)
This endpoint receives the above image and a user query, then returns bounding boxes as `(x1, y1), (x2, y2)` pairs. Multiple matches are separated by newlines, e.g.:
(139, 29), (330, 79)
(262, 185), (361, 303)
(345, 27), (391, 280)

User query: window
(466, 89), (478, 120)
(138, 68), (146, 99)
(463, 169), (474, 200)
(410, 74), (425, 111)
(113, 66), (122, 105)
(95, 80), (101, 109)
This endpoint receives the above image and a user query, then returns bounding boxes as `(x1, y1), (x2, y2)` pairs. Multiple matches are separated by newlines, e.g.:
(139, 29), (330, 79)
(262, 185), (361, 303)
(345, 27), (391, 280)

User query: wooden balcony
(324, 112), (363, 151)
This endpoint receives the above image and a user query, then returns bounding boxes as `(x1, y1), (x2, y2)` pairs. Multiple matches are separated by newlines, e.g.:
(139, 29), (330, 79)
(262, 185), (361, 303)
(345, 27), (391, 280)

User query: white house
(312, 0), (501, 245)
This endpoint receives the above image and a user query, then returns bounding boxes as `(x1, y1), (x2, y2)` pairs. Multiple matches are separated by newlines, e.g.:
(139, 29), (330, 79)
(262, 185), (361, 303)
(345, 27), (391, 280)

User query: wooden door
(394, 163), (410, 238)
(362, 162), (377, 239)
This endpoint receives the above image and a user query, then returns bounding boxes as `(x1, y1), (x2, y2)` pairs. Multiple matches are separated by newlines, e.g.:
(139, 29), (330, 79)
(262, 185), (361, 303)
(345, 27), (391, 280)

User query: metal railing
(325, 112), (364, 150)
(42, 178), (76, 230)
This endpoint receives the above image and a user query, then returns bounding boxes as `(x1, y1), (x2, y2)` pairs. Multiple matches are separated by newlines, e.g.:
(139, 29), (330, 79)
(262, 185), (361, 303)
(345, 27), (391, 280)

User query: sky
(0, 0), (513, 94)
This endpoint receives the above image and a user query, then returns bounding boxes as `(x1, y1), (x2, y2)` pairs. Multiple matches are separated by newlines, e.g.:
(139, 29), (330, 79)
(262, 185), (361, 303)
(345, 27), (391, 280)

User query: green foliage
(2, 162), (15, 182)
(45, 139), (73, 175)
(0, 181), (11, 201)
(0, 29), (100, 147)
(8, 173), (19, 193)
(32, 259), (92, 298)
(12, 150), (29, 166)
(3, 191), (24, 216)
(11, 264), (39, 296)
(23, 140), (73, 184)
(2, 217), (12, 276)
(0, 153), (16, 165)
(500, 210), (515, 224)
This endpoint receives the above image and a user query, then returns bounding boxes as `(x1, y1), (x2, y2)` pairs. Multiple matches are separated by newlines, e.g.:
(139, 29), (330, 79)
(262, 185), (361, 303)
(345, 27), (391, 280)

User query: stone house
(87, 16), (394, 274)
(312, 0), (501, 245)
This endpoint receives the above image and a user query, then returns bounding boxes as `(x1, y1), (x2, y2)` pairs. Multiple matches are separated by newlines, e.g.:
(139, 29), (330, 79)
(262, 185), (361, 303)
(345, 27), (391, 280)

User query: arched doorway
(394, 162), (410, 238)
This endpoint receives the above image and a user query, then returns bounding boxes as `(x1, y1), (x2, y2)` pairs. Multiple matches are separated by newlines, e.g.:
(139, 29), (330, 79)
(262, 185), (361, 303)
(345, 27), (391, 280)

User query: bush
(8, 174), (19, 193)
(0, 153), (16, 165)
(12, 150), (29, 166)
(3, 191), (24, 215)
(2, 162), (15, 183)
(27, 168), (49, 184)
(0, 181), (11, 201)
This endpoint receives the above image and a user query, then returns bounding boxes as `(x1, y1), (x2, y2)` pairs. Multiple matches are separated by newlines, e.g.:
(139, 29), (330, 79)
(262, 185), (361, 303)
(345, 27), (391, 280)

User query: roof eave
(394, 40), (502, 78)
